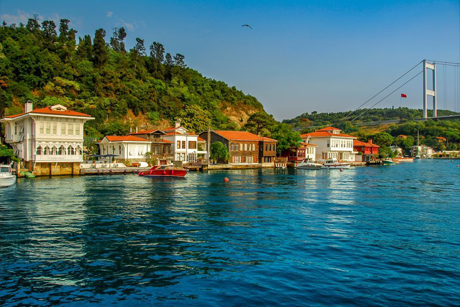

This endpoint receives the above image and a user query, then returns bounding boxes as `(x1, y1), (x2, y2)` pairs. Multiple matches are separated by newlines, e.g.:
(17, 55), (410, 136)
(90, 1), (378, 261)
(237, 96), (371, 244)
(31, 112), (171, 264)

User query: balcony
(34, 154), (83, 163)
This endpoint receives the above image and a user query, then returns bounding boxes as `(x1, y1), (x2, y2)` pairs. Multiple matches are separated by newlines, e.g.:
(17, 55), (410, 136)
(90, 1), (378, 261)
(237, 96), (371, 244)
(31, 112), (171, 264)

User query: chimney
(368, 139), (373, 144)
(25, 100), (33, 113)
(175, 119), (181, 128)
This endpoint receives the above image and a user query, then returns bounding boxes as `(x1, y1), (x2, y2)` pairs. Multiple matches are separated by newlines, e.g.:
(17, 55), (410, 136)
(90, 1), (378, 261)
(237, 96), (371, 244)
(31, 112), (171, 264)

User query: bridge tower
(423, 60), (437, 118)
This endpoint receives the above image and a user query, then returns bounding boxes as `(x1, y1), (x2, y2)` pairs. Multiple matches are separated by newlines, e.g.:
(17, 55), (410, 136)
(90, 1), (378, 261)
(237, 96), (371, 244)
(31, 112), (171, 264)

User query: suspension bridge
(344, 59), (460, 124)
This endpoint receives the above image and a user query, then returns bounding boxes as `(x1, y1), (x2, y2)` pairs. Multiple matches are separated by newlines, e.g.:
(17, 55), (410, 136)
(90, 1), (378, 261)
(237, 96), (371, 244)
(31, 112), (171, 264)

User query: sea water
(1, 160), (459, 306)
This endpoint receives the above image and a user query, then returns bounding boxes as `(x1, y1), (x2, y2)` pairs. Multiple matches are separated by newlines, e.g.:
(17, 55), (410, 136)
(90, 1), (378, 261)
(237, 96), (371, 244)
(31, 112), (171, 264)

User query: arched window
(68, 146), (74, 155)
(44, 146), (50, 155)
(36, 146), (42, 155)
(58, 145), (65, 155)
(76, 146), (82, 155)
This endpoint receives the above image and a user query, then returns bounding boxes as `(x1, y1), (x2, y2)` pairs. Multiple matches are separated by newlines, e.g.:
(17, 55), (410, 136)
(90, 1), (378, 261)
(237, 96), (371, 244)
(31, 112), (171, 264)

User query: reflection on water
(1, 160), (460, 306)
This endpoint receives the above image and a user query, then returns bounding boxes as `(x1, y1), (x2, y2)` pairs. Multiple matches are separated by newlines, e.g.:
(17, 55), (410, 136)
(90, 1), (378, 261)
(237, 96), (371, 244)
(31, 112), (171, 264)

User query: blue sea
(1, 160), (459, 306)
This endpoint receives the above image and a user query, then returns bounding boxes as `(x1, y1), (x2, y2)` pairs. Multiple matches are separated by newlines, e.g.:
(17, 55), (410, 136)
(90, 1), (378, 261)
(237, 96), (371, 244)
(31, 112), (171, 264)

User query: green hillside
(0, 18), (265, 138)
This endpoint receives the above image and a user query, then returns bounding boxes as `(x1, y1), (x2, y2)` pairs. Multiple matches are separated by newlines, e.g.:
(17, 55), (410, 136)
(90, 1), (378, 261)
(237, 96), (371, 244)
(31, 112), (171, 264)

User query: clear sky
(1, 0), (459, 120)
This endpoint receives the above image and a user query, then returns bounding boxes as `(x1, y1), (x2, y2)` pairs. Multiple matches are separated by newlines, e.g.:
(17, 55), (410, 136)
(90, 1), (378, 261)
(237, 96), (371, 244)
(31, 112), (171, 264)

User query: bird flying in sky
(242, 24), (252, 29)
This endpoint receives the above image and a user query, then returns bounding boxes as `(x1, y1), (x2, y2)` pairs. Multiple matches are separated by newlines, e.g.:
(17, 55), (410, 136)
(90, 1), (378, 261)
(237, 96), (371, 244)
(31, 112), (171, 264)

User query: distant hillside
(283, 107), (460, 132)
(0, 18), (265, 138)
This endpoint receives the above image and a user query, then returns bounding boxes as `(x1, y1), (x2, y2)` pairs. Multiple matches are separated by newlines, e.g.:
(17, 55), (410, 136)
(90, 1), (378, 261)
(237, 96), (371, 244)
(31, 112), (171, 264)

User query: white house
(163, 121), (207, 162)
(301, 127), (356, 162)
(0, 102), (94, 174)
(98, 135), (152, 162)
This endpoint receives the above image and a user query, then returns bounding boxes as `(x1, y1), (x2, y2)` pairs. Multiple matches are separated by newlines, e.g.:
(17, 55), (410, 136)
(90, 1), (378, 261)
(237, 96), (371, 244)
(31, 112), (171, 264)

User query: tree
(210, 141), (230, 163)
(177, 104), (211, 133)
(271, 123), (302, 155)
(93, 28), (108, 67)
(243, 111), (276, 136)
(110, 27), (127, 52)
(58, 19), (71, 43)
(373, 132), (394, 147)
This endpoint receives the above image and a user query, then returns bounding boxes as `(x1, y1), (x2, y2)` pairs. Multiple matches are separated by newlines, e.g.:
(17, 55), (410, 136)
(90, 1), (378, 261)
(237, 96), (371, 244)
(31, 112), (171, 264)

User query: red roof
(5, 106), (92, 118)
(198, 137), (207, 142)
(105, 136), (150, 142)
(353, 140), (380, 148)
(301, 131), (356, 138)
(130, 129), (164, 135)
(318, 126), (341, 132)
(213, 131), (277, 142)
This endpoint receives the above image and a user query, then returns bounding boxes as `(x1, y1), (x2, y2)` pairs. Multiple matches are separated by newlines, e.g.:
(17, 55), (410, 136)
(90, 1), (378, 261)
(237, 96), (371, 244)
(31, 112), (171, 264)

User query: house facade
(259, 137), (278, 163)
(280, 143), (316, 163)
(98, 135), (152, 162)
(199, 131), (267, 164)
(129, 129), (174, 161)
(353, 139), (380, 162)
(301, 127), (356, 162)
(0, 102), (94, 176)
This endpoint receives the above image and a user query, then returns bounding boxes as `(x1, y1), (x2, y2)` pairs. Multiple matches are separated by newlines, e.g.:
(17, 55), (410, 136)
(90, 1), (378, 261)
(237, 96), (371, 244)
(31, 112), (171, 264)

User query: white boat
(0, 164), (16, 187)
(297, 159), (323, 170)
(322, 158), (351, 169)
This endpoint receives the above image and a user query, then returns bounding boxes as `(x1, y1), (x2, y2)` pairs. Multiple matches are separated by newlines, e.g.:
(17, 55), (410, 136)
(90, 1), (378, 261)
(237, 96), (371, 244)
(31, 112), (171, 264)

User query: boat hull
(297, 163), (323, 170)
(139, 168), (187, 178)
(322, 164), (351, 169)
(0, 175), (16, 187)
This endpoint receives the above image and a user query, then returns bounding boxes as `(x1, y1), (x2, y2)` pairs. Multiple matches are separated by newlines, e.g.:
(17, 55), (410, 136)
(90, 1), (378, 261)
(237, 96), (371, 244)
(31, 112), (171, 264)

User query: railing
(34, 155), (83, 162)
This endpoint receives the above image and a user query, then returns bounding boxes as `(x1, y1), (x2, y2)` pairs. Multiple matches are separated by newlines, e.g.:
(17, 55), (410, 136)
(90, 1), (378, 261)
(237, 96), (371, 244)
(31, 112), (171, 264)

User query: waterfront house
(98, 135), (152, 163)
(389, 145), (404, 157)
(259, 137), (278, 163)
(0, 102), (94, 176)
(301, 127), (356, 162)
(199, 131), (264, 164)
(130, 121), (207, 163)
(280, 143), (317, 163)
(411, 145), (434, 158)
(129, 129), (174, 161)
(353, 139), (380, 162)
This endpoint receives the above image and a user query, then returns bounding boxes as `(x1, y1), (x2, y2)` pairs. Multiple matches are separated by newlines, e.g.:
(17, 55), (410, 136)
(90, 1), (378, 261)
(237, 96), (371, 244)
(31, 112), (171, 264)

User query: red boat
(138, 165), (187, 178)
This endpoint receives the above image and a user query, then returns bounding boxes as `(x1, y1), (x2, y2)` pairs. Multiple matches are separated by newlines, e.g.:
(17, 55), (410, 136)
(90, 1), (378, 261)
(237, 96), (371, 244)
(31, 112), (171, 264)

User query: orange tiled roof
(353, 140), (380, 148)
(198, 137), (207, 142)
(302, 131), (356, 138)
(105, 135), (150, 142)
(130, 129), (165, 135)
(259, 136), (278, 142)
(5, 106), (92, 118)
(318, 126), (341, 132)
(214, 131), (264, 141)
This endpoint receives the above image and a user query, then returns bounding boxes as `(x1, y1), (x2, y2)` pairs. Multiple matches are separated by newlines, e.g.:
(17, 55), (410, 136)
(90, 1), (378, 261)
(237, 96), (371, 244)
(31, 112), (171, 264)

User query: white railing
(34, 155), (83, 162)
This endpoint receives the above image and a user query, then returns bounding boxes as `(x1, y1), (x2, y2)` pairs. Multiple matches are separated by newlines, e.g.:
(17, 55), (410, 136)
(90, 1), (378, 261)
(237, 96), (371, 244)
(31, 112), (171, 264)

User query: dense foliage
(210, 141), (230, 163)
(0, 18), (264, 139)
(284, 107), (459, 132)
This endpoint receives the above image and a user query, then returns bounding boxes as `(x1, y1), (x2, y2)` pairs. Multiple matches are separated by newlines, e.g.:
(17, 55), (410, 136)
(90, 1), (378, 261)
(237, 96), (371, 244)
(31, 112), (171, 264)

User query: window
(253, 144), (256, 151)
(44, 147), (50, 155)
(46, 122), (51, 134)
(119, 146), (122, 155)
(75, 124), (80, 136)
(68, 123), (73, 135)
(61, 123), (66, 135)
(177, 141), (181, 149)
(36, 146), (42, 155)
(327, 140), (330, 147)
(188, 141), (197, 149)
(52, 123), (57, 134)
(14, 123), (18, 135)
(244, 144), (247, 151)
(40, 123), (44, 134)
(182, 141), (186, 149)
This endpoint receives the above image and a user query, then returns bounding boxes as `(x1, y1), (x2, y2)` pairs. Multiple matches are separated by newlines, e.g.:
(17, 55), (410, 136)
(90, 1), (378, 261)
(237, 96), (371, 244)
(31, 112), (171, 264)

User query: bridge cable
(350, 70), (423, 122)
(341, 61), (423, 121)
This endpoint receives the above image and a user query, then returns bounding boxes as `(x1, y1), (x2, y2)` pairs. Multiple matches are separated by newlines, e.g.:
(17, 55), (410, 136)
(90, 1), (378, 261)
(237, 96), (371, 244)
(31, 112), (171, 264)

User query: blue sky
(1, 0), (459, 120)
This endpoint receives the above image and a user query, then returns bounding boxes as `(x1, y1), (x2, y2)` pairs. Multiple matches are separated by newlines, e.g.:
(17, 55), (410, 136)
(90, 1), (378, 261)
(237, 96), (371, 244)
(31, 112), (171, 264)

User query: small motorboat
(322, 158), (351, 169)
(382, 158), (396, 165)
(392, 157), (414, 163)
(297, 158), (323, 170)
(0, 164), (16, 187)
(138, 165), (187, 178)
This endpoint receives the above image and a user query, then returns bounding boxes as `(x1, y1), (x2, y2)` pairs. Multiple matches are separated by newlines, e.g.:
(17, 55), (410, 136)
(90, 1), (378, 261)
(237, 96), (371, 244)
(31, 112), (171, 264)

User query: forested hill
(0, 19), (265, 138)
(283, 107), (460, 131)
